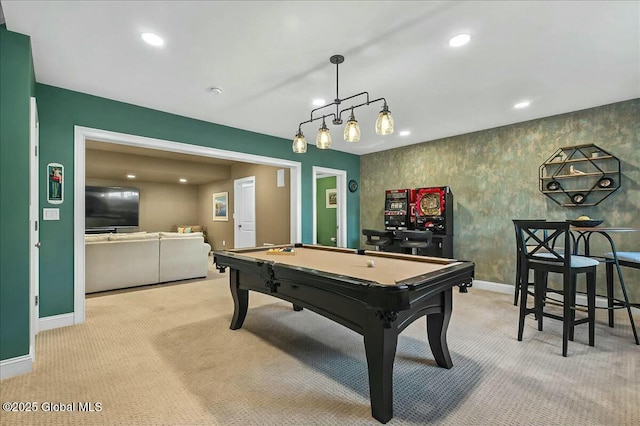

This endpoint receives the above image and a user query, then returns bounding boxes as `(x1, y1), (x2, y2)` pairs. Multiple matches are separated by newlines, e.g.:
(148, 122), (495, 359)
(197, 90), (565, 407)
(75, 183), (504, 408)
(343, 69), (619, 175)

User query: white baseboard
(473, 279), (640, 315)
(472, 280), (514, 294)
(0, 354), (33, 380)
(39, 313), (74, 331)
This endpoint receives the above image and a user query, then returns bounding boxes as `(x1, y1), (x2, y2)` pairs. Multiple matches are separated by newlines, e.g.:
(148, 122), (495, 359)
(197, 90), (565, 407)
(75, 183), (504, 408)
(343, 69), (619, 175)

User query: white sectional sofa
(85, 231), (211, 293)
(159, 232), (210, 282)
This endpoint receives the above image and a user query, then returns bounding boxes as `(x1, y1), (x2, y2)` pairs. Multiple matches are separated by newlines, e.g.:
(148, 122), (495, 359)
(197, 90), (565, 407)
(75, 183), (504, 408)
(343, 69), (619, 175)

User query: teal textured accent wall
(35, 84), (360, 317)
(361, 99), (640, 301)
(316, 177), (337, 246)
(0, 26), (34, 360)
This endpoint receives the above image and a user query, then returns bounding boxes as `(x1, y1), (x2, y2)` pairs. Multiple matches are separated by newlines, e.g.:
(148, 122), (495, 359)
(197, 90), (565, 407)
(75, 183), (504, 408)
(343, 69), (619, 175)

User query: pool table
(214, 244), (474, 423)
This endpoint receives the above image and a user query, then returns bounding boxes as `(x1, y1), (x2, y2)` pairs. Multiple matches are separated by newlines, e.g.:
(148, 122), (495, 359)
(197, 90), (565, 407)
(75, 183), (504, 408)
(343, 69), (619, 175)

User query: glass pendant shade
(344, 110), (361, 142)
(316, 119), (332, 149)
(292, 129), (307, 153)
(375, 104), (394, 135)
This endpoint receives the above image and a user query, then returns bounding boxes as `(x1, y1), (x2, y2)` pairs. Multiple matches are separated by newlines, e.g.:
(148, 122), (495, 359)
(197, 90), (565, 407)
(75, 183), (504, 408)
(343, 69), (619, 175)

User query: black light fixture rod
(334, 58), (340, 120)
(330, 54), (344, 100)
(335, 57), (340, 101)
(307, 102), (342, 124)
(341, 91), (370, 102)
(336, 96), (387, 123)
(307, 92), (381, 125)
(298, 113), (337, 129)
(343, 96), (386, 110)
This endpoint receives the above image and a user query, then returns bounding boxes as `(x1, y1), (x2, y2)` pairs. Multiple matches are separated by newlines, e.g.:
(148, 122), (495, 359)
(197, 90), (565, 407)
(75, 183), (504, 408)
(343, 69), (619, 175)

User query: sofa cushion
(176, 225), (203, 232)
(109, 232), (159, 241)
(160, 231), (203, 238)
(85, 233), (111, 242)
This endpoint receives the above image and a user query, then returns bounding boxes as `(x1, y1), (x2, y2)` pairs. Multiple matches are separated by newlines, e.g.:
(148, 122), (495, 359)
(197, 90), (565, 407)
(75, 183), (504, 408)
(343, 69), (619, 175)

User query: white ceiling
(3, 1), (639, 156)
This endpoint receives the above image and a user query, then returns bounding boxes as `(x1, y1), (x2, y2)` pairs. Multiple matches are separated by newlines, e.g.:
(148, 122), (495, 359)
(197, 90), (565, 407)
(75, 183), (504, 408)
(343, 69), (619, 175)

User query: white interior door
(29, 97), (40, 354)
(234, 176), (256, 248)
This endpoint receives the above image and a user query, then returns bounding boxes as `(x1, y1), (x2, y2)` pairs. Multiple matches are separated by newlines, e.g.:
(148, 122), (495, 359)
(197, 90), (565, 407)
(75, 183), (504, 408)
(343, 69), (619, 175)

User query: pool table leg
(426, 288), (453, 369)
(364, 314), (399, 424)
(229, 269), (248, 330)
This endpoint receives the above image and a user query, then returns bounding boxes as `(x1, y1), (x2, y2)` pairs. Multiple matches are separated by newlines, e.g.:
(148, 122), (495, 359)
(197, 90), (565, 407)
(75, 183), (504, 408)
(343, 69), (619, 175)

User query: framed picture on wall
(213, 192), (229, 221)
(326, 189), (337, 208)
(47, 162), (64, 204)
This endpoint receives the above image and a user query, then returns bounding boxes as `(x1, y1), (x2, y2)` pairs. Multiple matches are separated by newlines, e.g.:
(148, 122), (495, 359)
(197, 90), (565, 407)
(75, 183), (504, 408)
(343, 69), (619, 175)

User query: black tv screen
(85, 186), (140, 230)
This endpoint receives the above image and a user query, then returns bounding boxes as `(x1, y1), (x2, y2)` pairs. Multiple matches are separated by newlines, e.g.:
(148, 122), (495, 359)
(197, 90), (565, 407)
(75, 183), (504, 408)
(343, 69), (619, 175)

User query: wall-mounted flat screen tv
(85, 186), (140, 230)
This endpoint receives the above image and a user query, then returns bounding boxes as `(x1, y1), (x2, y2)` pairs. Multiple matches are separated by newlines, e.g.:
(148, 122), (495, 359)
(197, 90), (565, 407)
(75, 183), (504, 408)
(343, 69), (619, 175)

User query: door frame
(73, 126), (302, 324)
(312, 166), (347, 247)
(29, 97), (39, 358)
(233, 176), (256, 248)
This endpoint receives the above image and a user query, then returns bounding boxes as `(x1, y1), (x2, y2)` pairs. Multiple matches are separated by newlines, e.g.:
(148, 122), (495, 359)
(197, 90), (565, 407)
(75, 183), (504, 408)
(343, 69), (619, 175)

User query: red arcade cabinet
(414, 186), (453, 235)
(413, 186), (453, 257)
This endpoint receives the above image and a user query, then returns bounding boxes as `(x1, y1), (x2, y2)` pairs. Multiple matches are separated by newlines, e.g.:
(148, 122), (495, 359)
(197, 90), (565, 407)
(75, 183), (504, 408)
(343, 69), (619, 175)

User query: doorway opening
(312, 166), (347, 247)
(73, 126), (301, 324)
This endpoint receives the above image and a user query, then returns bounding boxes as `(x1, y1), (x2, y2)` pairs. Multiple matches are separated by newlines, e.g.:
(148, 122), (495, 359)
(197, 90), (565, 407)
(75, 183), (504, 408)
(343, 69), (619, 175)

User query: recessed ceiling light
(179, 178), (187, 183)
(312, 99), (326, 106)
(514, 100), (531, 109)
(399, 130), (411, 136)
(449, 33), (471, 47)
(207, 86), (223, 94)
(141, 32), (164, 47)
(126, 174), (136, 179)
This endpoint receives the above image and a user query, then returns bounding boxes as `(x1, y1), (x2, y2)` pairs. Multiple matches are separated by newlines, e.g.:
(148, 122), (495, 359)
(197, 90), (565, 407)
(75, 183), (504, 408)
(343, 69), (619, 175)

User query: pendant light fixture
(375, 102), (394, 135)
(293, 54), (394, 153)
(316, 117), (332, 149)
(292, 126), (307, 153)
(344, 108), (361, 142)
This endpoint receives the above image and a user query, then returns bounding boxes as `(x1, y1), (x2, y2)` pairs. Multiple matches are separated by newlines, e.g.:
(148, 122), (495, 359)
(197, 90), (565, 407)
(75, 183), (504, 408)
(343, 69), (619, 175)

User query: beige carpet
(1, 265), (638, 425)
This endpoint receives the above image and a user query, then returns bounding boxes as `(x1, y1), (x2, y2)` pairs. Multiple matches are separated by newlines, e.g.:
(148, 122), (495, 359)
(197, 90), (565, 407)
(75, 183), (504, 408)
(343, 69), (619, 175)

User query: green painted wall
(316, 177), (337, 246)
(0, 26), (34, 360)
(34, 84), (360, 318)
(361, 99), (640, 301)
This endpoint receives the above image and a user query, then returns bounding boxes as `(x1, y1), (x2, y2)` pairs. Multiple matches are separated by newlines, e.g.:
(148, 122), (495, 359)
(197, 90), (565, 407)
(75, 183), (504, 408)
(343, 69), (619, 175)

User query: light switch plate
(43, 208), (60, 220)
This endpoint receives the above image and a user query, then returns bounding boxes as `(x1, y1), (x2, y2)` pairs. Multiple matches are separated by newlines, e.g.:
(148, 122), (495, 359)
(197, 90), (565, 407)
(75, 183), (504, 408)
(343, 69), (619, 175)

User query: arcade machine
(383, 189), (415, 230)
(413, 186), (454, 258)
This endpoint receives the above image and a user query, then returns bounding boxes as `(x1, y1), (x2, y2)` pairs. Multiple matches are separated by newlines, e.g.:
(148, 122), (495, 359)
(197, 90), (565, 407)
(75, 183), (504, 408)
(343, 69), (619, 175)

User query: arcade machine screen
(414, 186), (453, 235)
(384, 189), (414, 230)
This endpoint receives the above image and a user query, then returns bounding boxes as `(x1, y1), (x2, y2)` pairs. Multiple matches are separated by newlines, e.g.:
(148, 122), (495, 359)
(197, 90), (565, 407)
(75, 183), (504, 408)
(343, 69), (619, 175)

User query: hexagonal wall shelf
(539, 144), (620, 207)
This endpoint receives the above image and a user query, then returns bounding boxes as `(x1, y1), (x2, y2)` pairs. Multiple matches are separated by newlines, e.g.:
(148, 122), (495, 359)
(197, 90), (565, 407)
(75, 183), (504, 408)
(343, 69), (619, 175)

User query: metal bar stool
(362, 229), (394, 251)
(395, 230), (432, 255)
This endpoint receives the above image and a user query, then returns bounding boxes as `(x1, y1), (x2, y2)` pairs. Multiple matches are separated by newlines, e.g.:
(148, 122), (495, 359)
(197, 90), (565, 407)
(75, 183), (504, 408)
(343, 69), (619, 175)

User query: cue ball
(367, 259), (375, 268)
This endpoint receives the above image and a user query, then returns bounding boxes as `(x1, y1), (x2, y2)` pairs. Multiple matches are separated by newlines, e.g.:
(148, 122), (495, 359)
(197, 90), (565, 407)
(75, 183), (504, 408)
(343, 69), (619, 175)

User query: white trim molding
(312, 166), (348, 247)
(39, 313), (75, 332)
(73, 127), (86, 325)
(0, 354), (33, 380)
(74, 126), (303, 328)
(472, 280), (514, 294)
(473, 280), (640, 315)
